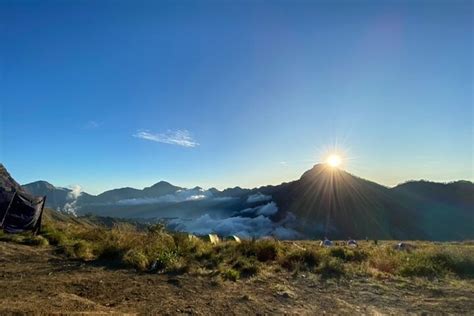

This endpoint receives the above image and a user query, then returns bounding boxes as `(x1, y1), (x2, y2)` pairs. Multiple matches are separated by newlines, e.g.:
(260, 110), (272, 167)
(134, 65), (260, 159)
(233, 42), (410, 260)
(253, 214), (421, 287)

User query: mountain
(23, 181), (71, 210)
(392, 180), (474, 240)
(258, 165), (423, 239)
(16, 163), (474, 240)
(143, 181), (182, 196)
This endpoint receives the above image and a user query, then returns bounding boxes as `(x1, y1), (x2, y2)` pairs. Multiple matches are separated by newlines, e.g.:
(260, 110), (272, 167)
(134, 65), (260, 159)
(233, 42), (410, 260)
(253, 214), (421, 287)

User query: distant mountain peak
(23, 180), (59, 191)
(150, 180), (173, 187)
(299, 163), (346, 180)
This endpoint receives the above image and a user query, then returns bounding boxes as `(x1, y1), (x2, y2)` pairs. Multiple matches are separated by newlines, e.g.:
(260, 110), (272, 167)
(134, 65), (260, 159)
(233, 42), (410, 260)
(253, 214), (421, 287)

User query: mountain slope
(392, 180), (474, 240)
(260, 164), (423, 239)
(23, 181), (71, 210)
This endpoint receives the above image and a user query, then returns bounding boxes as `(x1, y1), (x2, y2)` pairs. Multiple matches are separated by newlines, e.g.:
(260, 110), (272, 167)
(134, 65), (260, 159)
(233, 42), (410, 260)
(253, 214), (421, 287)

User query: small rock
(276, 289), (297, 299)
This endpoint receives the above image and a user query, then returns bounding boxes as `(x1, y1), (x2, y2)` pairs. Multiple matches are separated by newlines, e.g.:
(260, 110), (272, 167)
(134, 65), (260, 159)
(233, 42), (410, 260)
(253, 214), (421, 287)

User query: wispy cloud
(84, 120), (100, 129)
(133, 129), (199, 148)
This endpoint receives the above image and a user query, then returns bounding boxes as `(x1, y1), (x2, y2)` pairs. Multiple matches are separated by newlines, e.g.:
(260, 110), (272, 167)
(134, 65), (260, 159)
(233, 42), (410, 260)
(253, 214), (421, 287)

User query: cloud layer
(134, 130), (199, 147)
(246, 192), (272, 203)
(168, 213), (300, 240)
(116, 188), (234, 205)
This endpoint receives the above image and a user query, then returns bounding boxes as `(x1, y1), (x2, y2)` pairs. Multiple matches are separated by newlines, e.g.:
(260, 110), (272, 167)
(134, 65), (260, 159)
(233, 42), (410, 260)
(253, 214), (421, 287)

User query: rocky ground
(1, 242), (473, 315)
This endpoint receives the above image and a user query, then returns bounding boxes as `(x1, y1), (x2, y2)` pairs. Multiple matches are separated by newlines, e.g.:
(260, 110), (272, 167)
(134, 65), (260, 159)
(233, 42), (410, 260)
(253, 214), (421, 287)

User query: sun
(327, 154), (342, 167)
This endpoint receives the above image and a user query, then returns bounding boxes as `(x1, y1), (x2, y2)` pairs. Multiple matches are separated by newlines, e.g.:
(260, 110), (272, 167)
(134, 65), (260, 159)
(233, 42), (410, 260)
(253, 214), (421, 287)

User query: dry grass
(2, 223), (473, 281)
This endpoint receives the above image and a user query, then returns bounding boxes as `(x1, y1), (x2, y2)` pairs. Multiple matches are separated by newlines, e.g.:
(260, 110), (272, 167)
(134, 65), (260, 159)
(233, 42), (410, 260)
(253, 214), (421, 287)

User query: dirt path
(1, 242), (473, 315)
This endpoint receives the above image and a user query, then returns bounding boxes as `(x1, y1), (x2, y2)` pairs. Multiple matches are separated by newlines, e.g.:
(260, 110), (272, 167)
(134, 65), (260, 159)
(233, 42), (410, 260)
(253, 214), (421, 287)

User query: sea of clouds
(115, 188), (234, 205)
(168, 194), (301, 239)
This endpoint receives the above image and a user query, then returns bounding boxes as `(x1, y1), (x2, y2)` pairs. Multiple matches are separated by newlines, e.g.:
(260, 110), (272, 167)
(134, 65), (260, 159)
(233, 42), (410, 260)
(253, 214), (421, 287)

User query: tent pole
(0, 191), (17, 228)
(33, 196), (47, 235)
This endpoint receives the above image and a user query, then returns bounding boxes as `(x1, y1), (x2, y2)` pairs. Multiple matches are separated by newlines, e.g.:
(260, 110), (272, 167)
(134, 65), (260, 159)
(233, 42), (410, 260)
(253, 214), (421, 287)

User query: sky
(0, 0), (472, 194)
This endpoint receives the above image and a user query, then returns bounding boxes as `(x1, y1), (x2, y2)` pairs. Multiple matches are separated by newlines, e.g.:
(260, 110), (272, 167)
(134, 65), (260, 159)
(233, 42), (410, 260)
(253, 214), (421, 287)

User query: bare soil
(1, 242), (473, 315)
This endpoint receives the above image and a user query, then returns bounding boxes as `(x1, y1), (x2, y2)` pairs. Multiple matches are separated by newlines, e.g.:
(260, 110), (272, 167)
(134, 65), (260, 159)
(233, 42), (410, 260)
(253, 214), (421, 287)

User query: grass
(2, 222), (473, 281)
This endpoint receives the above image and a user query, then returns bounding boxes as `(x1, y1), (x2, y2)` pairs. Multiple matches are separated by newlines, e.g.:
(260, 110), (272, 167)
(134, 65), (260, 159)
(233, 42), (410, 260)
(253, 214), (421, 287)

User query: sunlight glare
(327, 154), (342, 167)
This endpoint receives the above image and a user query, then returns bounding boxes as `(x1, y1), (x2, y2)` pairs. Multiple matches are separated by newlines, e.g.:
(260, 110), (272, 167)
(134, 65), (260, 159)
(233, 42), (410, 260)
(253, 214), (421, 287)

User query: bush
(232, 257), (260, 277)
(316, 257), (345, 277)
(11, 234), (26, 244)
(42, 227), (69, 246)
(328, 247), (368, 262)
(151, 250), (178, 271)
(222, 269), (240, 281)
(280, 249), (320, 271)
(368, 247), (403, 274)
(446, 249), (474, 278)
(399, 248), (474, 278)
(72, 240), (94, 260)
(23, 235), (49, 247)
(123, 249), (150, 271)
(236, 240), (281, 262)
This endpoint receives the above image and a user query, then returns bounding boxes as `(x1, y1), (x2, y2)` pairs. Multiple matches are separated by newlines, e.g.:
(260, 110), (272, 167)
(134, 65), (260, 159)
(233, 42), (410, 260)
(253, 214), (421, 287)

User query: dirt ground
(1, 242), (473, 315)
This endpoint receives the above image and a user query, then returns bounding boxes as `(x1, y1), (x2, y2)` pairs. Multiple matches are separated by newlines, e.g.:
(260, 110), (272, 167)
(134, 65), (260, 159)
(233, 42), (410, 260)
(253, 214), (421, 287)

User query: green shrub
(152, 250), (178, 271)
(195, 247), (221, 269)
(222, 269), (240, 281)
(368, 247), (403, 274)
(11, 234), (26, 244)
(328, 247), (368, 262)
(72, 240), (94, 260)
(280, 249), (320, 271)
(42, 228), (69, 246)
(399, 248), (474, 278)
(236, 240), (281, 262)
(446, 250), (474, 278)
(232, 257), (260, 277)
(123, 249), (150, 271)
(23, 235), (49, 247)
(316, 257), (345, 277)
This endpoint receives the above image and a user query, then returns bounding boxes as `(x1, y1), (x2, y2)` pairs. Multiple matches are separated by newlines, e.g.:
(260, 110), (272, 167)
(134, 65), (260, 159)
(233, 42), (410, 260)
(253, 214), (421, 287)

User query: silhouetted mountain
(258, 164), (422, 239)
(23, 181), (71, 209)
(142, 181), (182, 197)
(93, 187), (145, 203)
(392, 180), (474, 240)
(220, 186), (251, 197)
(16, 163), (474, 240)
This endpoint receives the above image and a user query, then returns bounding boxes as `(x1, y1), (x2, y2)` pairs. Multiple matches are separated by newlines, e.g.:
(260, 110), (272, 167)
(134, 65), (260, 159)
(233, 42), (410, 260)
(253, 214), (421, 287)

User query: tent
(0, 164), (46, 234)
(225, 235), (242, 243)
(347, 239), (358, 247)
(319, 238), (333, 247)
(201, 233), (221, 245)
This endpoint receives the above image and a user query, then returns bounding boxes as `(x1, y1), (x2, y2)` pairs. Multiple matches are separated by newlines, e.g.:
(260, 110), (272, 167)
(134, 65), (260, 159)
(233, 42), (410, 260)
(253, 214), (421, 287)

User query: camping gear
(0, 164), (46, 234)
(347, 239), (358, 247)
(320, 238), (333, 247)
(201, 233), (221, 244)
(225, 235), (241, 243)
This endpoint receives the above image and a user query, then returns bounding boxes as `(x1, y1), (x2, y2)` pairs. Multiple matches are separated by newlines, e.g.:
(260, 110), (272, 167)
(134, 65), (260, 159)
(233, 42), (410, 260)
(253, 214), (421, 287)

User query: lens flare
(327, 154), (342, 167)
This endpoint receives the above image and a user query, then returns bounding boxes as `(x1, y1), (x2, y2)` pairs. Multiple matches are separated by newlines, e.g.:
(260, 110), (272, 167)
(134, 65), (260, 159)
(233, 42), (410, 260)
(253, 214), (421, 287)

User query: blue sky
(1, 0), (472, 194)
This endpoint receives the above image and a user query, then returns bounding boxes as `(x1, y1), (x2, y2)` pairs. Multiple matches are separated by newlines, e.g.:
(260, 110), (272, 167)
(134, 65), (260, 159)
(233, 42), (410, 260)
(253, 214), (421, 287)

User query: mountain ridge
(18, 163), (474, 240)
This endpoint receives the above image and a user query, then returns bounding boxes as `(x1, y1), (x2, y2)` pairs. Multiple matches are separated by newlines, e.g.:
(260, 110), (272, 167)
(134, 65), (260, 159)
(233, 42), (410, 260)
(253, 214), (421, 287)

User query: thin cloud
(84, 120), (100, 129)
(133, 129), (199, 148)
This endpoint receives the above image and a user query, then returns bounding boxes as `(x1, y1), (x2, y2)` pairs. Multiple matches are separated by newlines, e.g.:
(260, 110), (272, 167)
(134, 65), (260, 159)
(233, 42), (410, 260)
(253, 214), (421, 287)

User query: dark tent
(0, 164), (46, 234)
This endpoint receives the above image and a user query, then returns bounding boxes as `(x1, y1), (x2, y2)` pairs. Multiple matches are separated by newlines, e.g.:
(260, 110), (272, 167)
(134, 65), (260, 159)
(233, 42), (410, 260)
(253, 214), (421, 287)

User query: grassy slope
(1, 208), (473, 281)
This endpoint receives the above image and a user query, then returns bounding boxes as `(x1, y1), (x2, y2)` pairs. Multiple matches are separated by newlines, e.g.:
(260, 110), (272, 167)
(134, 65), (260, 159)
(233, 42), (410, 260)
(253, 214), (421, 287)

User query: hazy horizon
(1, 0), (472, 194)
(13, 161), (473, 195)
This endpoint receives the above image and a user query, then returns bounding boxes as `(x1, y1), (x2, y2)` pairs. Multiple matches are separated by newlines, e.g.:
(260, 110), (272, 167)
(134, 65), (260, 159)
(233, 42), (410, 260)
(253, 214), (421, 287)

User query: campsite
(1, 232), (474, 314)
(1, 154), (474, 313)
(1, 198), (474, 314)
(2, 0), (473, 314)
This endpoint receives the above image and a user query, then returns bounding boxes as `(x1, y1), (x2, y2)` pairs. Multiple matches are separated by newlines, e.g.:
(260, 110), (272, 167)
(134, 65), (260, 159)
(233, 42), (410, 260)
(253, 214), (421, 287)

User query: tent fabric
(1, 191), (46, 234)
(0, 164), (46, 234)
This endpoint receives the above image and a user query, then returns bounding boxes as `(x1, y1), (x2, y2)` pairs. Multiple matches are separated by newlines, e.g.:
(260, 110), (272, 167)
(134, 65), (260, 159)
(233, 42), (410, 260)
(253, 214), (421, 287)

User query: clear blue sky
(1, 0), (472, 194)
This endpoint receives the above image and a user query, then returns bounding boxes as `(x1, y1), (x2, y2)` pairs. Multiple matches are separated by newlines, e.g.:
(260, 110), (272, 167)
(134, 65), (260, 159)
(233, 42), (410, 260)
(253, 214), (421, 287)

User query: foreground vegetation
(1, 220), (473, 282)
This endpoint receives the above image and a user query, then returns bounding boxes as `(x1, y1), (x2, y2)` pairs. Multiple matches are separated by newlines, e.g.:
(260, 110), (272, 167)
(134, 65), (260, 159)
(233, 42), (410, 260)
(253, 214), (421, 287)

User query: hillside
(259, 165), (422, 239)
